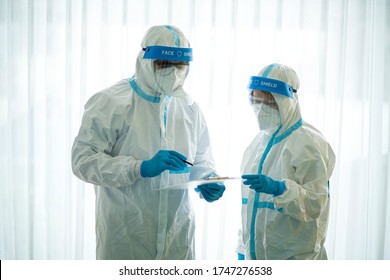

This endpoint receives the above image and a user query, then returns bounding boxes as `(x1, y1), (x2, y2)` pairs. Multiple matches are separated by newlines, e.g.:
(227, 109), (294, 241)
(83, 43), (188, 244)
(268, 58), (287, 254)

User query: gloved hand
(140, 150), (187, 178)
(195, 183), (225, 203)
(241, 174), (286, 196)
(237, 253), (245, 260)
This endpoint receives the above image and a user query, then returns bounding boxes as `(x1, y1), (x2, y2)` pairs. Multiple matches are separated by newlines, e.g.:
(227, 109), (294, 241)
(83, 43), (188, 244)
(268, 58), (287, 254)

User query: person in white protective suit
(236, 63), (336, 260)
(71, 25), (225, 260)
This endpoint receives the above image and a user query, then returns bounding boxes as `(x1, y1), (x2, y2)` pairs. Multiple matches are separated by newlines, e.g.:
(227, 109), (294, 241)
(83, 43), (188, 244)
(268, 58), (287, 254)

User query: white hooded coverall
(237, 64), (336, 260)
(71, 25), (217, 260)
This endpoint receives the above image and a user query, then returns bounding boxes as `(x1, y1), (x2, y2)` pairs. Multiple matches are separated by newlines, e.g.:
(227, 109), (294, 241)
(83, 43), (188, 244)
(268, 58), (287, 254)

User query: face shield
(143, 45), (193, 96)
(249, 92), (281, 131)
(247, 76), (297, 130)
(248, 76), (296, 98)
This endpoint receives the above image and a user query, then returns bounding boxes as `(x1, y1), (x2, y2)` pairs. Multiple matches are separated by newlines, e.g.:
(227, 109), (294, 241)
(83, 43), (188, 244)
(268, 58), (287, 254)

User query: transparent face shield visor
(143, 46), (193, 95)
(248, 92), (278, 110)
(153, 60), (189, 71)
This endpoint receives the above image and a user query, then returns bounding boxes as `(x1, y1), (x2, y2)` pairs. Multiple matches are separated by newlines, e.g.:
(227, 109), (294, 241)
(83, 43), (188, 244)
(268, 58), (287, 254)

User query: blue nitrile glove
(241, 174), (286, 196)
(140, 150), (187, 178)
(238, 253), (245, 260)
(195, 183), (226, 203)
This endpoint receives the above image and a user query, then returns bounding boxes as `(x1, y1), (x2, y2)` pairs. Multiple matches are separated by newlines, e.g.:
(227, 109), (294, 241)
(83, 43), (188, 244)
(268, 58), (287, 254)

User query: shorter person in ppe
(71, 25), (225, 260)
(236, 63), (336, 260)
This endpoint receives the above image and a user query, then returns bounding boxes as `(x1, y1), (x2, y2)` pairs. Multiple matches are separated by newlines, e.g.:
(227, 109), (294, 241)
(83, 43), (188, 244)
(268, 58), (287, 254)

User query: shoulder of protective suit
(287, 122), (334, 158)
(300, 122), (330, 144)
(84, 79), (133, 111)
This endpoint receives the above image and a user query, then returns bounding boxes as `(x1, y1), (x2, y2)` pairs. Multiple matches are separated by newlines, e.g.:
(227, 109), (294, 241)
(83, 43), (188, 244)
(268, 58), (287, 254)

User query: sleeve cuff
(132, 160), (143, 181)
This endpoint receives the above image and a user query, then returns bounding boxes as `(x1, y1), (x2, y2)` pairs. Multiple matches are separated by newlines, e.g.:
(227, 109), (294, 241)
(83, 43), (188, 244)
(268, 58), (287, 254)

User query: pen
(183, 160), (193, 166)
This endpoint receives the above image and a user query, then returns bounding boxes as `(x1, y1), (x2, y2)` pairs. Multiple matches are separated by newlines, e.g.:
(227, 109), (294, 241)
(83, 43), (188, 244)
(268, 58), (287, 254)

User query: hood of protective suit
(135, 25), (190, 97)
(257, 63), (302, 134)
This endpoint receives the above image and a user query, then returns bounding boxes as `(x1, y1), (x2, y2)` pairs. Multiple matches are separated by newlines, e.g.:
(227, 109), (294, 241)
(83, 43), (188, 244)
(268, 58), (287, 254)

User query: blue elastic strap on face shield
(248, 76), (296, 98)
(143, 46), (193, 62)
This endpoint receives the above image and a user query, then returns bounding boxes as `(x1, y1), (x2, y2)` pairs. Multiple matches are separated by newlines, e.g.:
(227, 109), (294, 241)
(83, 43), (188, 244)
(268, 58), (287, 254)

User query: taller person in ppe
(71, 25), (225, 260)
(236, 63), (335, 260)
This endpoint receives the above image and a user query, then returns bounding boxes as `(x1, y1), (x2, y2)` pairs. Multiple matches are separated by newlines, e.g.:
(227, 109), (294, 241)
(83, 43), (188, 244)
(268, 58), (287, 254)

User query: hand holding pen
(140, 150), (192, 178)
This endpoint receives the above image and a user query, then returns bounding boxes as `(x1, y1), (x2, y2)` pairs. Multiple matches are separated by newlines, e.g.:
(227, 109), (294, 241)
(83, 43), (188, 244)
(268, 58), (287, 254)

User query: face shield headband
(143, 46), (193, 62)
(248, 76), (296, 98)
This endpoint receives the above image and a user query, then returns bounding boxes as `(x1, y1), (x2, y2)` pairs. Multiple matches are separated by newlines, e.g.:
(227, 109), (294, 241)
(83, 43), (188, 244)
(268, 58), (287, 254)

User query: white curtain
(1, 0), (389, 260)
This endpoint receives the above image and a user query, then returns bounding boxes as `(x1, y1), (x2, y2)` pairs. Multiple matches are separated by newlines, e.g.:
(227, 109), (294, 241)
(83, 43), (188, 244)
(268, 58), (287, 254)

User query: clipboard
(156, 176), (241, 190)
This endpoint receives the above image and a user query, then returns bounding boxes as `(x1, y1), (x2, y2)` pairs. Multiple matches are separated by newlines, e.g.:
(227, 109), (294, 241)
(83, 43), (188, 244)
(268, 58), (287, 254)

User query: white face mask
(155, 66), (187, 96)
(252, 104), (281, 130)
